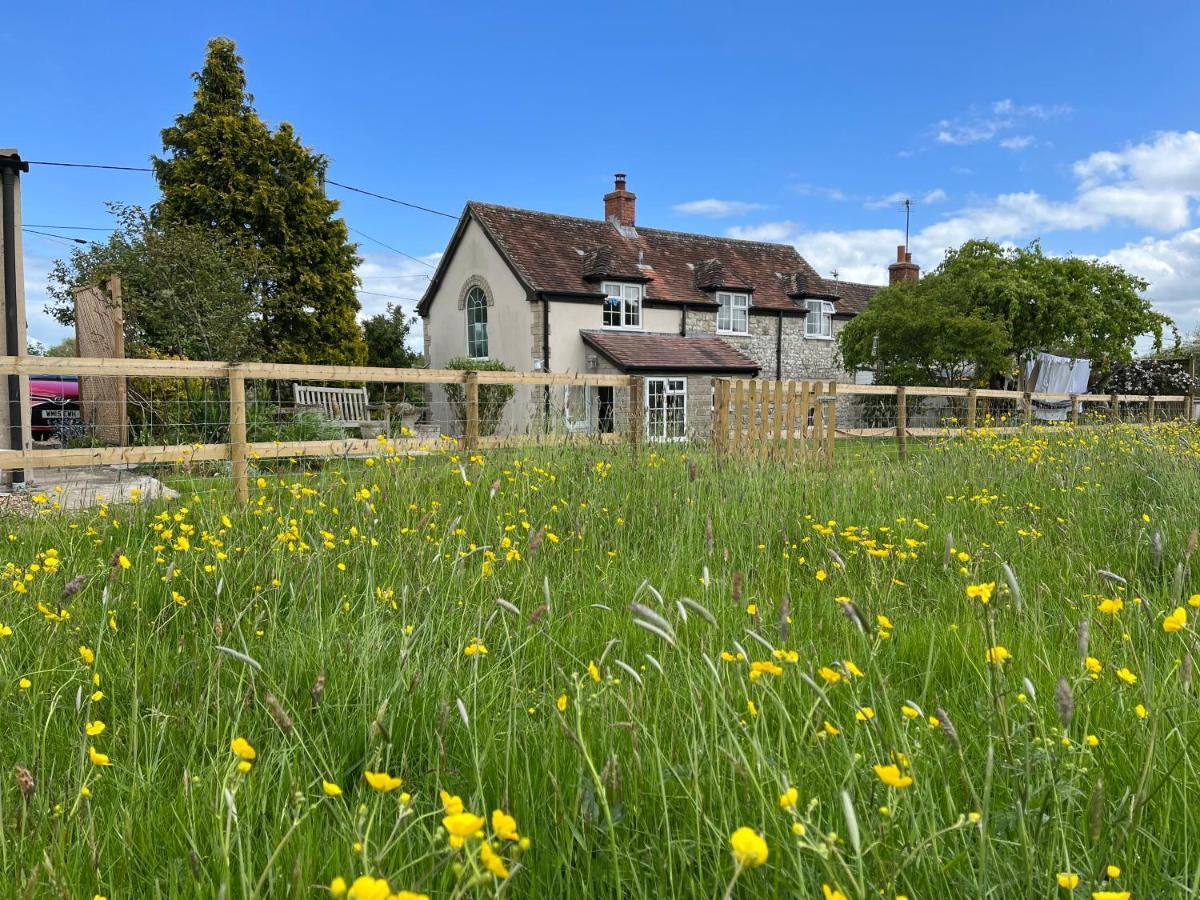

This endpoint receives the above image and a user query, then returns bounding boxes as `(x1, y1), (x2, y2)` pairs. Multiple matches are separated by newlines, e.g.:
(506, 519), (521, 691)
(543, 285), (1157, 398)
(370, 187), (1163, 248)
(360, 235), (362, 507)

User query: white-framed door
(645, 377), (687, 442)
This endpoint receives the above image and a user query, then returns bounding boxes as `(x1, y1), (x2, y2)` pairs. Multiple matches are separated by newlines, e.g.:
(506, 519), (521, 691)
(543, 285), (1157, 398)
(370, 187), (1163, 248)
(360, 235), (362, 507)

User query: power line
(24, 224), (115, 231)
(356, 289), (423, 302)
(325, 179), (458, 219)
(22, 227), (87, 245)
(26, 160), (153, 172)
(349, 227), (436, 269)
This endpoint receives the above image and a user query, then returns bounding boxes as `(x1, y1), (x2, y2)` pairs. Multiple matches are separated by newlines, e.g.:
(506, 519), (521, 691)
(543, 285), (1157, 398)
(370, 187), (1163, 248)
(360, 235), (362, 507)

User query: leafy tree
(46, 337), (77, 357)
(363, 304), (420, 369)
(840, 283), (1010, 386)
(443, 357), (515, 436)
(153, 37), (366, 365)
(46, 203), (270, 361)
(842, 239), (1172, 385)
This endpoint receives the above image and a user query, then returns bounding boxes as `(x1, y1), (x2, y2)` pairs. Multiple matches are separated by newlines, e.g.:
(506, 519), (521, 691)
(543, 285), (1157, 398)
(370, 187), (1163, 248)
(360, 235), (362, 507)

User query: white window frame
(465, 287), (490, 358)
(805, 299), (834, 339)
(601, 281), (643, 330)
(645, 377), (687, 442)
(716, 292), (750, 335)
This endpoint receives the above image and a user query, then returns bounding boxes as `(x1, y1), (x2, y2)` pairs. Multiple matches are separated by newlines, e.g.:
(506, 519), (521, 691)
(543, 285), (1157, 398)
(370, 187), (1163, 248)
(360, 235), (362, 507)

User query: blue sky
(5, 0), (1200, 351)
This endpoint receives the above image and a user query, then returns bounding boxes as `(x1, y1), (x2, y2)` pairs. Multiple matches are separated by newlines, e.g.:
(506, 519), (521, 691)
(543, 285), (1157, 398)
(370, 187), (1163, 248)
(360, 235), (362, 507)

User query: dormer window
(805, 299), (834, 339)
(716, 292), (749, 335)
(602, 282), (642, 329)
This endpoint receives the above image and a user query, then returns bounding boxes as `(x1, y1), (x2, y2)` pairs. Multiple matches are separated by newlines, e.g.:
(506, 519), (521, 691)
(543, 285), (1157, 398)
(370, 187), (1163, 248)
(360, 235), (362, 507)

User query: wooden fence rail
(0, 356), (644, 504)
(0, 354), (1194, 500)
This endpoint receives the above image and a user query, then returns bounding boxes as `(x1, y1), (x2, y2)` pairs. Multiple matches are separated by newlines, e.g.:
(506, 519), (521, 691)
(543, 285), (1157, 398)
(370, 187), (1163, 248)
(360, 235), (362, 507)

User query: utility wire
(24, 224), (115, 231)
(349, 227), (436, 269)
(325, 179), (458, 219)
(26, 160), (153, 172)
(356, 289), (423, 302)
(22, 227), (88, 245)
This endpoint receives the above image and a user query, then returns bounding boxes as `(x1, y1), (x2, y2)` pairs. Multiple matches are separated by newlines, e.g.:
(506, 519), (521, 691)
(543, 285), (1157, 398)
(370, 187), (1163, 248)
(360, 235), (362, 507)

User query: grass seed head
(1055, 677), (1074, 728)
(61, 574), (86, 600)
(14, 764), (34, 801)
(264, 692), (295, 736)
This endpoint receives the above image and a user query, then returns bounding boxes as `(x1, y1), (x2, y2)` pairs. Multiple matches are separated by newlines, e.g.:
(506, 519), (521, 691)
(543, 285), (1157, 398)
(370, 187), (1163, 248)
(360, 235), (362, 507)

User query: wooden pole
(1070, 393), (1080, 425)
(1148, 395), (1157, 424)
(1022, 391), (1033, 427)
(464, 371), (480, 450)
(773, 379), (785, 458)
(785, 379), (798, 462)
(1110, 392), (1119, 423)
(228, 364), (248, 505)
(746, 379), (758, 456)
(732, 378), (746, 455)
(895, 385), (908, 462)
(628, 375), (644, 448)
(712, 378), (729, 456)
(810, 381), (824, 460)
(824, 382), (837, 465)
(966, 388), (977, 432)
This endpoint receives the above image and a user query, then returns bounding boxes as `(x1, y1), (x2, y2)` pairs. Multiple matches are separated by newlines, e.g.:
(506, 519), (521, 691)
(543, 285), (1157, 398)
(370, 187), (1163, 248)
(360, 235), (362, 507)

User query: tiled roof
(581, 330), (761, 373)
(425, 202), (878, 316)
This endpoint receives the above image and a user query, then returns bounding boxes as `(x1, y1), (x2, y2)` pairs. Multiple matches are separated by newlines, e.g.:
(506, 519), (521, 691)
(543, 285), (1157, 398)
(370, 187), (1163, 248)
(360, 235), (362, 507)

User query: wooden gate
(712, 378), (836, 463)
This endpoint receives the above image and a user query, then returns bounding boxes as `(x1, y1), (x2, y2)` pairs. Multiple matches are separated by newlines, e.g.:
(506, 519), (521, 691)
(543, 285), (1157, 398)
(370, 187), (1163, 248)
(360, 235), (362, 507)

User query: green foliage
(363, 304), (420, 370)
(840, 282), (1010, 386)
(443, 356), (515, 436)
(46, 204), (269, 361)
(842, 239), (1173, 384)
(153, 37), (366, 366)
(46, 337), (77, 358)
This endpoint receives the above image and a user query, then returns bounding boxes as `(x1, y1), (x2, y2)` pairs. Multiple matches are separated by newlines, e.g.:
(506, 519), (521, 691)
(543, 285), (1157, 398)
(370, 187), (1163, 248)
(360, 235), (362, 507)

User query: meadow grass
(2, 422), (1200, 898)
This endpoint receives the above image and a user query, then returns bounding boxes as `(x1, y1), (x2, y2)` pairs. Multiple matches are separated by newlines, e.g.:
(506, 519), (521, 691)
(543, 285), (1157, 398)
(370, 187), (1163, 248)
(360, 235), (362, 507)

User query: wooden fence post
(1147, 395), (1157, 424)
(628, 376), (644, 448)
(966, 388), (977, 431)
(464, 371), (480, 450)
(732, 378), (746, 455)
(895, 385), (908, 462)
(1022, 391), (1033, 427)
(824, 382), (837, 465)
(228, 363), (249, 505)
(1069, 393), (1080, 425)
(1110, 392), (1119, 423)
(773, 379), (785, 458)
(712, 378), (729, 457)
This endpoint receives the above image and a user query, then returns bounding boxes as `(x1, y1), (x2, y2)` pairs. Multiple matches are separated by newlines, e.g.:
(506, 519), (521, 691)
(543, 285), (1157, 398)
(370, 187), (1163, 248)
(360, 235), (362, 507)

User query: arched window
(466, 287), (489, 358)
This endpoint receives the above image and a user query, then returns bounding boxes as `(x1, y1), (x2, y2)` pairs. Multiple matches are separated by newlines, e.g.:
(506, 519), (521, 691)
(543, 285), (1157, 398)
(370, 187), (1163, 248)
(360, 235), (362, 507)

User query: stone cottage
(418, 175), (917, 439)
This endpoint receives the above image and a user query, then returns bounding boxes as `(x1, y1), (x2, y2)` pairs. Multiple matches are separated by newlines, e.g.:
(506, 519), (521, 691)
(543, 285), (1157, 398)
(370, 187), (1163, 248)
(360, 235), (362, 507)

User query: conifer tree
(153, 37), (366, 364)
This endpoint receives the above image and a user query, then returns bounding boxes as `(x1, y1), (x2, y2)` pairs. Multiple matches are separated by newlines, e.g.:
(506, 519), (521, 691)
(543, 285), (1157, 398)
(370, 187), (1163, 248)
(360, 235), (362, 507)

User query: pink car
(30, 374), (80, 439)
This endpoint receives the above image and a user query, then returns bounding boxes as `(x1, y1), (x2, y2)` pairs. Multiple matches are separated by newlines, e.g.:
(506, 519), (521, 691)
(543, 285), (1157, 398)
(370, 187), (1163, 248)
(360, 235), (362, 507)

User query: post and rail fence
(0, 354), (1193, 504)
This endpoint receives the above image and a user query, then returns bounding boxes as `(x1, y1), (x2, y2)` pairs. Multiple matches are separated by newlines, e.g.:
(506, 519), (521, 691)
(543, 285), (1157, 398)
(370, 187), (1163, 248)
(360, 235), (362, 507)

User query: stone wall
(685, 310), (851, 383)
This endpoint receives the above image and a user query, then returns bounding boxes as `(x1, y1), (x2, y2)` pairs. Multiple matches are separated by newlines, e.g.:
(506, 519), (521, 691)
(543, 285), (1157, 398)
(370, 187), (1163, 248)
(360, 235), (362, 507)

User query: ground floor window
(646, 377), (687, 441)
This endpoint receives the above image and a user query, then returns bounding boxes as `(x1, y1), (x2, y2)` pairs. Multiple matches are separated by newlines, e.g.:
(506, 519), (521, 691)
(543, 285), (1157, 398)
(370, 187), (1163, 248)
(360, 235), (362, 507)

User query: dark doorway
(598, 386), (614, 433)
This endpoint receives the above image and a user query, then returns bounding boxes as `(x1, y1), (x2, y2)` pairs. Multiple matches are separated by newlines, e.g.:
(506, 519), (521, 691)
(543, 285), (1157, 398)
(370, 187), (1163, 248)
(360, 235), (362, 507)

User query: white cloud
(999, 135), (1035, 151)
(354, 251), (440, 352)
(726, 221), (801, 243)
(1073, 130), (1200, 191)
(935, 98), (1070, 146)
(791, 183), (847, 201)
(672, 198), (766, 218)
(1101, 228), (1200, 333)
(863, 188), (946, 210)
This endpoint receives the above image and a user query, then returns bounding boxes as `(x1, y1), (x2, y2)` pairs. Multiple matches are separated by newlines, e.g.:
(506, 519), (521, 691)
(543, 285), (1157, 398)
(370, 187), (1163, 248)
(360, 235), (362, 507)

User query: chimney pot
(614, 172), (626, 191)
(888, 244), (920, 285)
(896, 244), (906, 263)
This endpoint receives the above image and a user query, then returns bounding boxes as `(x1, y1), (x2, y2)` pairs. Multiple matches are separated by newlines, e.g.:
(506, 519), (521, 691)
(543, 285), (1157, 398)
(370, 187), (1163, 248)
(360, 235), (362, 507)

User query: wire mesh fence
(5, 356), (1198, 513)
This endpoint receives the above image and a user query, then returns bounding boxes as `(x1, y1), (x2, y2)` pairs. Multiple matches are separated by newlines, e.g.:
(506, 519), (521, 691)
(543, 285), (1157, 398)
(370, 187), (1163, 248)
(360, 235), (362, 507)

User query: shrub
(443, 357), (516, 436)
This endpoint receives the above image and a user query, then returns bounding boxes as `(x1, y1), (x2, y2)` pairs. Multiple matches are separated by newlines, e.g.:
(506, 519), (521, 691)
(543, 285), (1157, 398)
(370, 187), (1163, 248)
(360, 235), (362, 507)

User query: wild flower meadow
(2, 422), (1199, 898)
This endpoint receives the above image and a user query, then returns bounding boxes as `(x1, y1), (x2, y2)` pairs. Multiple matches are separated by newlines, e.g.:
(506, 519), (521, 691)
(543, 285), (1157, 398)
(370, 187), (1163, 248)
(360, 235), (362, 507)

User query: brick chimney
(604, 173), (636, 227)
(888, 244), (919, 285)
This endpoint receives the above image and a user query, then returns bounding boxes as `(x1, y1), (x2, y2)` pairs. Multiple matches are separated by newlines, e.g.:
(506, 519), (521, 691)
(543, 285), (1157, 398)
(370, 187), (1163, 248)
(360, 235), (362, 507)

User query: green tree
(153, 37), (366, 365)
(840, 283), (1010, 386)
(363, 304), (420, 369)
(45, 203), (270, 361)
(842, 239), (1172, 385)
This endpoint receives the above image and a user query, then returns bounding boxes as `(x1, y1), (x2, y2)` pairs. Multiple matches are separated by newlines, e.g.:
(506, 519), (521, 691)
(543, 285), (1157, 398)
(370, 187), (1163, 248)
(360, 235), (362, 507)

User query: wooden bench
(292, 384), (371, 428)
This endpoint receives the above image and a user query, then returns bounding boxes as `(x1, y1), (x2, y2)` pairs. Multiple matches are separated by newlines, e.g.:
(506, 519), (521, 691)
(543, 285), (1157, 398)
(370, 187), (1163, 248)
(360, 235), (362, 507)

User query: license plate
(41, 408), (80, 420)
